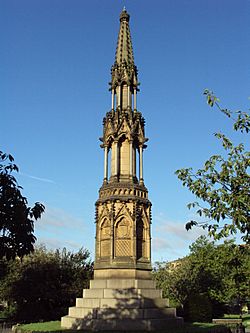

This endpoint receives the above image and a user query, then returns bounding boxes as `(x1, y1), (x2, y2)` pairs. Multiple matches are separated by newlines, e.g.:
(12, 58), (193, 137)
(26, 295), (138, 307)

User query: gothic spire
(111, 8), (138, 91)
(115, 8), (134, 66)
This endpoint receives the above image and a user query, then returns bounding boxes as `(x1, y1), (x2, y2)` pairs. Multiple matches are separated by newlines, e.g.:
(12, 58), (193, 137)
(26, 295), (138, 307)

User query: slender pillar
(103, 146), (108, 183)
(134, 88), (137, 111)
(139, 146), (143, 183)
(117, 86), (121, 107)
(133, 145), (136, 177)
(127, 85), (130, 107)
(111, 89), (114, 110)
(114, 141), (118, 176)
(129, 140), (133, 177)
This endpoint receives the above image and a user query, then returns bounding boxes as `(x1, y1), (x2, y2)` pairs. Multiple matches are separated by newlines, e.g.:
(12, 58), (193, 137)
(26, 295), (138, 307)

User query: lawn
(14, 315), (250, 333)
(16, 321), (226, 333)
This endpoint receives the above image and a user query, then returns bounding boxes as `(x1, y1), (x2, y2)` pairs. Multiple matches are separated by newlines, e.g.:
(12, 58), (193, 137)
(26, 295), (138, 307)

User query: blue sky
(1, 0), (249, 262)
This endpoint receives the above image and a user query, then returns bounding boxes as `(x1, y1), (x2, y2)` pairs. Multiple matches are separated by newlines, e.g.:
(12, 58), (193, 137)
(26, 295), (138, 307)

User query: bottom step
(61, 315), (184, 331)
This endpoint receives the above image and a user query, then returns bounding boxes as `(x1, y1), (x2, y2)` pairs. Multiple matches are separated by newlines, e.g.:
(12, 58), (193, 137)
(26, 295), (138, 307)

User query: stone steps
(61, 278), (183, 331)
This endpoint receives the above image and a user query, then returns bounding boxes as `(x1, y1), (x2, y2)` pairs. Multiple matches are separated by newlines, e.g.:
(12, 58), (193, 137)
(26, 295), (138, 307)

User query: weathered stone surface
(138, 288), (162, 299)
(90, 279), (107, 289)
(82, 289), (103, 299)
(62, 316), (184, 331)
(143, 307), (176, 319)
(62, 278), (182, 331)
(141, 297), (169, 308)
(96, 308), (144, 319)
(69, 307), (96, 319)
(75, 298), (100, 308)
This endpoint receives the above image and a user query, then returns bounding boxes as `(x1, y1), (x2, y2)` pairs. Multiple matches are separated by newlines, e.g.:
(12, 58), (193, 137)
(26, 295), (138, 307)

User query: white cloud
(36, 206), (84, 233)
(36, 237), (82, 251)
(154, 214), (206, 241)
(151, 213), (207, 262)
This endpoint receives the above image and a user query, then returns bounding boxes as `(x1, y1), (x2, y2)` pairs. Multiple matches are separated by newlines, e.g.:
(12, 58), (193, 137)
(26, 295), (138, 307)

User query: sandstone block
(138, 288), (162, 298)
(90, 279), (107, 289)
(100, 298), (141, 309)
(135, 279), (156, 289)
(69, 307), (97, 319)
(106, 278), (135, 289)
(61, 316), (93, 330)
(143, 307), (176, 319)
(96, 308), (144, 319)
(92, 319), (149, 331)
(83, 289), (103, 298)
(141, 297), (169, 308)
(76, 298), (100, 308)
(103, 288), (139, 299)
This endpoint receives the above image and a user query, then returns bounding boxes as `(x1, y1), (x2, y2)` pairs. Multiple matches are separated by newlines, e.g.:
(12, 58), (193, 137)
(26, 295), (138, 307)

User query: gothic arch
(136, 218), (147, 259)
(114, 216), (132, 257)
(100, 217), (111, 258)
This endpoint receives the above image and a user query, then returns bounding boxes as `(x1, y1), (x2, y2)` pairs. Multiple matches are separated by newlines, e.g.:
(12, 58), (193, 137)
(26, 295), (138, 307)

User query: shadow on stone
(61, 280), (183, 331)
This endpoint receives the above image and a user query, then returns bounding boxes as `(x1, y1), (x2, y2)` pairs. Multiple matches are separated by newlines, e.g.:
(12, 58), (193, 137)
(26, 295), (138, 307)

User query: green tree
(153, 237), (250, 321)
(0, 246), (93, 321)
(0, 151), (45, 260)
(176, 90), (250, 243)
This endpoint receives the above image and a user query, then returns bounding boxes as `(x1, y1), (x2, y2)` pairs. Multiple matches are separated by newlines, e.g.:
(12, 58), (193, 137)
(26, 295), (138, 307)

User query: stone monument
(61, 9), (183, 331)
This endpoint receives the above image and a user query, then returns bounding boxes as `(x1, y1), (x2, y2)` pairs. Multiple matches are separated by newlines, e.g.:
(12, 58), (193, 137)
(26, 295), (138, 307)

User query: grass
(16, 321), (62, 332)
(15, 315), (250, 333)
(17, 321), (226, 333)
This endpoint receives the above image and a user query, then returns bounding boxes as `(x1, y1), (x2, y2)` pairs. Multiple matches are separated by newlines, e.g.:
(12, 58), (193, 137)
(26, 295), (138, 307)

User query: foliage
(0, 246), (93, 322)
(175, 90), (250, 243)
(153, 236), (250, 321)
(184, 293), (213, 323)
(0, 151), (45, 260)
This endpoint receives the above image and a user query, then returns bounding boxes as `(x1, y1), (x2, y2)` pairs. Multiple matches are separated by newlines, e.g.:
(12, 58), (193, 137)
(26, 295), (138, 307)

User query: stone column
(139, 146), (143, 184)
(129, 140), (133, 177)
(117, 85), (121, 107)
(103, 146), (108, 183)
(114, 141), (118, 177)
(134, 88), (137, 111)
(111, 89), (114, 110)
(127, 85), (130, 107)
(110, 203), (114, 260)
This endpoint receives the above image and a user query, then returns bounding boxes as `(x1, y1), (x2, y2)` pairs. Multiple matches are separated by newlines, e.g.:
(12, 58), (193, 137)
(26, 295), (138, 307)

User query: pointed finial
(120, 7), (130, 22)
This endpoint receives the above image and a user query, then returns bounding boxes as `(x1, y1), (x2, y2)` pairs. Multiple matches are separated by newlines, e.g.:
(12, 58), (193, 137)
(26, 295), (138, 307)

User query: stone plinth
(61, 278), (183, 331)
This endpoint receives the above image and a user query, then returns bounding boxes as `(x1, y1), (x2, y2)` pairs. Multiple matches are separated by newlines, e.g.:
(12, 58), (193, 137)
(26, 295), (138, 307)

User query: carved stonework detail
(100, 218), (111, 257)
(115, 218), (132, 257)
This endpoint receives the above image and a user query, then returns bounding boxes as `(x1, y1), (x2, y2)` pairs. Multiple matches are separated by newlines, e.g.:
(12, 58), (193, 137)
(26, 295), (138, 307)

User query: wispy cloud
(154, 214), (206, 241)
(36, 237), (82, 251)
(151, 213), (207, 262)
(19, 172), (56, 184)
(36, 206), (84, 232)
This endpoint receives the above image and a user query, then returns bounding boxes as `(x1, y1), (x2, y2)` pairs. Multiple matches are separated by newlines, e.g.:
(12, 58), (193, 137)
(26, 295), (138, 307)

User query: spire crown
(120, 8), (130, 22)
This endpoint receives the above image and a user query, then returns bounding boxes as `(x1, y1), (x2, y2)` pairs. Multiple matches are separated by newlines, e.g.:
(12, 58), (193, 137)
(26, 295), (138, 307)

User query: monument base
(61, 278), (183, 331)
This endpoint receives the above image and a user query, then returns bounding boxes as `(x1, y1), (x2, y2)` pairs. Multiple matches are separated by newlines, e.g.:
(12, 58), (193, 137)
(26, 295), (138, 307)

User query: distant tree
(0, 151), (45, 260)
(0, 246), (93, 321)
(153, 236), (250, 321)
(176, 90), (250, 243)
